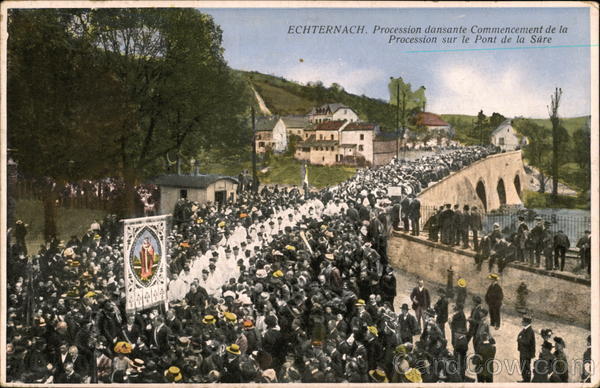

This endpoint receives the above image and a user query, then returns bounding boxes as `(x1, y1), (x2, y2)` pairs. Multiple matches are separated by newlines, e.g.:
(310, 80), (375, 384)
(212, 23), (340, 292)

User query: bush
(523, 190), (589, 209)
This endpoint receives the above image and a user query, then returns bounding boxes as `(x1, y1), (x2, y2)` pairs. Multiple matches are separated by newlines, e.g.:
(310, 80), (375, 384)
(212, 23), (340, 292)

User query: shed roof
(281, 115), (309, 128)
(153, 174), (238, 189)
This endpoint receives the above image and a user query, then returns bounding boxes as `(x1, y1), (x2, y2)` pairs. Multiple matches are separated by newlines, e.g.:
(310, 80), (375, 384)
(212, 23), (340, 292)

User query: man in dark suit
(439, 204), (454, 245)
(55, 362), (83, 384)
(516, 216), (529, 261)
(470, 206), (482, 250)
(410, 279), (430, 329)
(398, 303), (420, 343)
(433, 289), (449, 338)
(408, 196), (421, 236)
(475, 332), (496, 382)
(467, 295), (483, 345)
(450, 303), (468, 380)
(390, 201), (401, 231)
(65, 345), (88, 379)
(451, 204), (462, 246)
(121, 314), (141, 345)
(484, 274), (504, 329)
(517, 316), (535, 382)
(150, 316), (170, 354)
(460, 205), (471, 248)
(529, 218), (545, 267)
(553, 230), (570, 271)
(577, 230), (592, 275)
(400, 196), (411, 232)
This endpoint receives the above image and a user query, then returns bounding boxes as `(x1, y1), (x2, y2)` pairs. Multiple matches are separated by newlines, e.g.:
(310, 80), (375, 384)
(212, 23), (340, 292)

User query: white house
(490, 119), (528, 151)
(308, 103), (359, 123)
(339, 122), (380, 165)
(255, 116), (288, 153)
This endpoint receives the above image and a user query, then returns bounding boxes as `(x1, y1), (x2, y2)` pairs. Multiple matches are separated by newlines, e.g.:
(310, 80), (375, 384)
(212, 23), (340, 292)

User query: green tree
(548, 87), (562, 199)
(473, 110), (488, 144)
(8, 9), (127, 239)
(81, 9), (252, 215)
(388, 77), (426, 137)
(514, 119), (552, 192)
(8, 8), (253, 233)
(489, 112), (507, 130)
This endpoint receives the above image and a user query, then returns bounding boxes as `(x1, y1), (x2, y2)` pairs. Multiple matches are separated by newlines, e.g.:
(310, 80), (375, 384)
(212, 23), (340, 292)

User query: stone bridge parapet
(418, 150), (527, 211)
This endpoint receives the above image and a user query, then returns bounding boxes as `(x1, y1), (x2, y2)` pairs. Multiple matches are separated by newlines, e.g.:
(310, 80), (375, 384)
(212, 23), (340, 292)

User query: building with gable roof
(153, 174), (238, 213)
(490, 119), (528, 151)
(414, 112), (454, 135)
(255, 116), (288, 153)
(308, 103), (359, 123)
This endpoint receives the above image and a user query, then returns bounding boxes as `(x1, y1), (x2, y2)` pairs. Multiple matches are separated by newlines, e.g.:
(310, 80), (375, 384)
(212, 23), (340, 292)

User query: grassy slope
(238, 70), (396, 129)
(198, 148), (356, 189)
(15, 199), (107, 253)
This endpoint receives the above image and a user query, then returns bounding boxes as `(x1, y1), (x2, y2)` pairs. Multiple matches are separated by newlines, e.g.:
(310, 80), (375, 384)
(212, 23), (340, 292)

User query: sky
(204, 6), (591, 118)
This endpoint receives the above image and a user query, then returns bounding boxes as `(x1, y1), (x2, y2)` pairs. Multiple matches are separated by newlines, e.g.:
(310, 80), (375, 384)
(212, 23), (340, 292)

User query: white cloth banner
(123, 214), (170, 313)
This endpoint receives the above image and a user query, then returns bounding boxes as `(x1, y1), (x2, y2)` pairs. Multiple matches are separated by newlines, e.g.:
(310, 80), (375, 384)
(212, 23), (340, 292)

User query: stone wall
(389, 232), (590, 326)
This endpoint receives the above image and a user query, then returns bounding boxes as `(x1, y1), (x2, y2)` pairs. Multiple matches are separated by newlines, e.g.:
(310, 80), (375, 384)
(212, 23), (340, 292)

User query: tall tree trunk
(121, 168), (138, 219)
(549, 87), (562, 201)
(538, 171), (546, 193)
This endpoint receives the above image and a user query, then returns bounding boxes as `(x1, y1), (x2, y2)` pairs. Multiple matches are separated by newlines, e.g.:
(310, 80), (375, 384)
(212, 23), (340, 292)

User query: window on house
(499, 137), (505, 145)
(344, 109), (347, 114)
(322, 157), (325, 161)
(180, 189), (188, 199)
(331, 134), (334, 140)
(259, 142), (265, 147)
(359, 145), (364, 151)
(360, 134), (364, 140)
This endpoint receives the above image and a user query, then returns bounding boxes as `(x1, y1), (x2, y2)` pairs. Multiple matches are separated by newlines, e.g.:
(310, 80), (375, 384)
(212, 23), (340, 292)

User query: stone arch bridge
(418, 150), (528, 211)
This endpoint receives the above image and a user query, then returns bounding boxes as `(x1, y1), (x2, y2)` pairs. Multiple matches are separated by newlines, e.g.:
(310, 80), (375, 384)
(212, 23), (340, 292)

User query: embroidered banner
(123, 215), (170, 312)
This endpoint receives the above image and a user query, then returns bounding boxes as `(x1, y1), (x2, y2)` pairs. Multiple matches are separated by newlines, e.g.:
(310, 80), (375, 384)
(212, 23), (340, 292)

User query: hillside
(237, 70), (397, 130)
(441, 114), (589, 134)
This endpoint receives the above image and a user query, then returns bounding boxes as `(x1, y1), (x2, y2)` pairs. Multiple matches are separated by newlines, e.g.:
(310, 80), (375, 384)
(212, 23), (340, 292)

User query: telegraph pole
(393, 78), (400, 160)
(251, 107), (257, 193)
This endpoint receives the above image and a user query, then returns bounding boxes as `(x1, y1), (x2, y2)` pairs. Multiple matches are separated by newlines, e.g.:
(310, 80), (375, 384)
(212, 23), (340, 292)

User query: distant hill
(441, 114), (589, 134)
(237, 70), (397, 130)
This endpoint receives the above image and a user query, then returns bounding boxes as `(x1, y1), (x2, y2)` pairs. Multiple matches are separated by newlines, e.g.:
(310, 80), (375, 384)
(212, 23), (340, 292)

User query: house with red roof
(414, 112), (454, 135)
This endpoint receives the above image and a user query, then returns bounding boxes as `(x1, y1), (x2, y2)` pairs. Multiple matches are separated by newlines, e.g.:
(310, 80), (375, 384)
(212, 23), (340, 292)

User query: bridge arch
(497, 178), (507, 206)
(476, 180), (487, 212)
(514, 173), (522, 199)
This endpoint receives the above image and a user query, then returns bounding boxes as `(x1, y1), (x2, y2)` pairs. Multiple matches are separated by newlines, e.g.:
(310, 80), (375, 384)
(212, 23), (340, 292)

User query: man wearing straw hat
(485, 273), (503, 330)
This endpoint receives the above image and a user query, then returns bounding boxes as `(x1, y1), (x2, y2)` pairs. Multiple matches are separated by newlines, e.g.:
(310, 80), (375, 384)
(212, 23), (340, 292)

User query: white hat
(256, 269), (267, 278)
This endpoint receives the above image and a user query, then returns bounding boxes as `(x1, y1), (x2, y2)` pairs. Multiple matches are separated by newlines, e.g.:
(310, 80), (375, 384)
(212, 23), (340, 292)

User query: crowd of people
(423, 205), (592, 276)
(5, 146), (591, 384)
